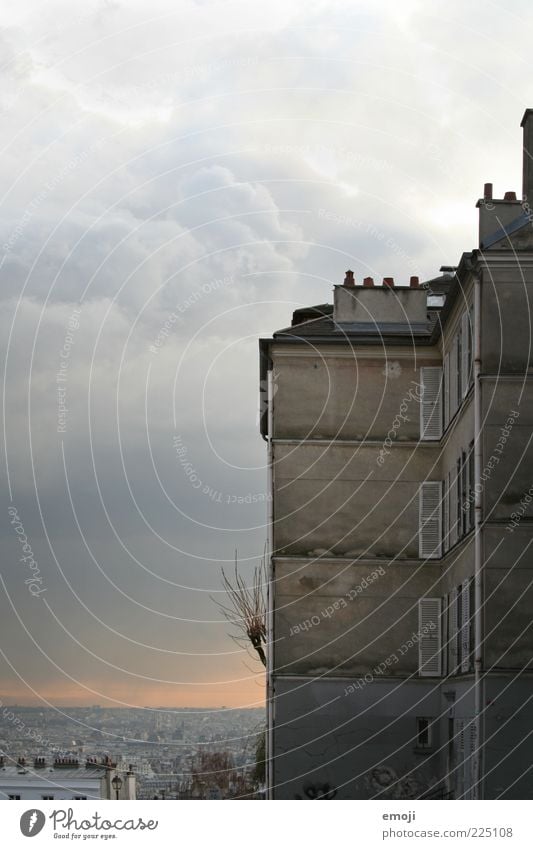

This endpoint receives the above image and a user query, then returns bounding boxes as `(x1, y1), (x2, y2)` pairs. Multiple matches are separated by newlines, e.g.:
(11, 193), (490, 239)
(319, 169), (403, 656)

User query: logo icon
(20, 809), (46, 837)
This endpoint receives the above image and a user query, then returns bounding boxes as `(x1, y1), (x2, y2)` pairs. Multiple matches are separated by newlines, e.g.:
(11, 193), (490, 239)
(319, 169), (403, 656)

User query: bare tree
(214, 551), (267, 667)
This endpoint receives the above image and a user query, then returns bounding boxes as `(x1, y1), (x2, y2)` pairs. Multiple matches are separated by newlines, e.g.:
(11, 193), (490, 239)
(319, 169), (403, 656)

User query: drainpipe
(265, 367), (274, 800)
(473, 269), (483, 799)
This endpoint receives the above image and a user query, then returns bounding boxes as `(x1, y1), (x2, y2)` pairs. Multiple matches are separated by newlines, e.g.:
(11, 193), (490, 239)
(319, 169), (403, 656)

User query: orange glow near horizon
(0, 676), (266, 709)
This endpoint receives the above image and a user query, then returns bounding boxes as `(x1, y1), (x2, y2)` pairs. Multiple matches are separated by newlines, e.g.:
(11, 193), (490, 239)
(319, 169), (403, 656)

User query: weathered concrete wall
(334, 285), (428, 325)
(273, 557), (441, 676)
(272, 677), (443, 800)
(272, 347), (440, 440)
(481, 378), (533, 520)
(480, 262), (533, 371)
(272, 442), (440, 557)
(484, 676), (533, 799)
(439, 535), (475, 596)
(482, 527), (533, 669)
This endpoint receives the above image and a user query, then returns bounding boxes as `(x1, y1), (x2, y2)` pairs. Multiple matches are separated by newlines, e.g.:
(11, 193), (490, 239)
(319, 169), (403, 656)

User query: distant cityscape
(0, 705), (265, 799)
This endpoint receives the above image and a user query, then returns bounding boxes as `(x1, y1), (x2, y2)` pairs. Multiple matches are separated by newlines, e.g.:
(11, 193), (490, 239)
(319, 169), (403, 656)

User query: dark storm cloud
(1, 0), (532, 706)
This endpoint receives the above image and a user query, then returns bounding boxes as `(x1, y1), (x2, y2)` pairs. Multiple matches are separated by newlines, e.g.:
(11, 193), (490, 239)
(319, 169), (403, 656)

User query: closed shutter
(449, 466), (458, 547)
(456, 718), (466, 798)
(443, 475), (449, 553)
(418, 597), (442, 676)
(420, 367), (443, 440)
(461, 312), (470, 398)
(419, 481), (442, 558)
(444, 352), (450, 428)
(461, 580), (471, 673)
(449, 340), (458, 418)
(448, 588), (459, 673)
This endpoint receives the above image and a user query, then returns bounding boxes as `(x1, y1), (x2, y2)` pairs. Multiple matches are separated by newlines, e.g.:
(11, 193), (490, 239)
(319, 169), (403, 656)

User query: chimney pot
(363, 276), (374, 287)
(409, 276), (419, 288)
(383, 277), (394, 288)
(343, 269), (355, 287)
(503, 190), (517, 201)
(484, 183), (493, 200)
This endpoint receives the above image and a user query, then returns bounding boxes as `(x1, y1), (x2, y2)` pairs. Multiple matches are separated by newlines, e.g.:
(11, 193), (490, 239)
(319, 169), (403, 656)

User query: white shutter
(461, 312), (469, 398)
(420, 367), (443, 440)
(418, 597), (442, 676)
(461, 580), (471, 673)
(448, 588), (459, 673)
(443, 475), (449, 553)
(449, 467), (458, 547)
(449, 340), (458, 418)
(419, 481), (442, 558)
(444, 352), (450, 428)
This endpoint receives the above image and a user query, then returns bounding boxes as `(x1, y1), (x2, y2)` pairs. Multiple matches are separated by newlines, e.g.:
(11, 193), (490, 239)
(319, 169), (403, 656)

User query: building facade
(259, 111), (533, 800)
(0, 756), (136, 800)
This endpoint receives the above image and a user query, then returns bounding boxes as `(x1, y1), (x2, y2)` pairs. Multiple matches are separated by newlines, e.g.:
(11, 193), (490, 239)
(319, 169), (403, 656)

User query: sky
(0, 0), (532, 710)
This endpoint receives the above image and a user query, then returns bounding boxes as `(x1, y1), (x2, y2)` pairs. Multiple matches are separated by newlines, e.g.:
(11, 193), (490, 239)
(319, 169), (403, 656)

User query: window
(416, 717), (434, 749)
(447, 589), (459, 674)
(456, 330), (462, 402)
(41, 795), (54, 800)
(447, 581), (473, 675)
(420, 367), (443, 439)
(443, 352), (450, 427)
(468, 441), (475, 531)
(444, 306), (473, 427)
(419, 482), (442, 558)
(8, 795), (21, 800)
(456, 457), (462, 539)
(443, 474), (449, 553)
(73, 796), (87, 800)
(418, 597), (442, 676)
(460, 580), (473, 673)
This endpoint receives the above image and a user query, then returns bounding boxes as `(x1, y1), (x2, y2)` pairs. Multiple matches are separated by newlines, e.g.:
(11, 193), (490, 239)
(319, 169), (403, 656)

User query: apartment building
(259, 110), (533, 800)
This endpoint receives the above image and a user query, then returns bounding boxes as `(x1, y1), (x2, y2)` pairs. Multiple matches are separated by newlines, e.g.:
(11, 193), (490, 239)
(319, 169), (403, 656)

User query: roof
(0, 765), (103, 784)
(258, 260), (475, 438)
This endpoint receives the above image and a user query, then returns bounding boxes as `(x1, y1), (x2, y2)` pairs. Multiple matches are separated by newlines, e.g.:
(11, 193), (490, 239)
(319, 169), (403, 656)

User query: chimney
(382, 277), (394, 288)
(521, 109), (533, 201)
(484, 183), (493, 200)
(363, 276), (374, 287)
(343, 270), (355, 287)
(409, 276), (419, 288)
(503, 190), (517, 201)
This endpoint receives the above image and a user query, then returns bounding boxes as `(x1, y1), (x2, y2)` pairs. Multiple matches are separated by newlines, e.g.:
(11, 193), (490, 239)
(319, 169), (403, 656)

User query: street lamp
(111, 774), (123, 800)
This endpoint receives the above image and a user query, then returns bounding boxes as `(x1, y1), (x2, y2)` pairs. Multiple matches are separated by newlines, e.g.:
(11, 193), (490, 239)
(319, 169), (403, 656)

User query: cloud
(1, 0), (532, 708)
